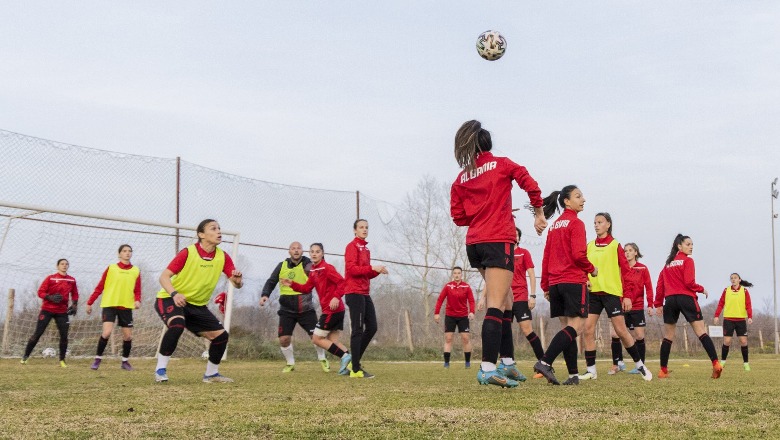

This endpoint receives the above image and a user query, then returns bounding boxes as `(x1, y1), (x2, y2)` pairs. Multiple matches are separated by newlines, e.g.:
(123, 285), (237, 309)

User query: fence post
(356, 191), (360, 219)
(539, 315), (546, 349)
(404, 309), (414, 353)
(1, 288), (14, 355)
(759, 329), (764, 353)
(682, 324), (689, 355)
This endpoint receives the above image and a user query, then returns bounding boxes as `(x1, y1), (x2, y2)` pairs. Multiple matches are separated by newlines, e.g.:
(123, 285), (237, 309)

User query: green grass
(1, 356), (779, 439)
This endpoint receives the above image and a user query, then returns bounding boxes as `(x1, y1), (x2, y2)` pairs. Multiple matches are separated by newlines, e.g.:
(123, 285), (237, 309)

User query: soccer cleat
(627, 368), (640, 374)
(658, 369), (670, 379)
(721, 360), (726, 367)
(533, 372), (544, 379)
(121, 361), (134, 371)
(282, 364), (295, 373)
(91, 358), (102, 370)
(350, 369), (375, 379)
(607, 365), (620, 375)
(443, 362), (450, 368)
(59, 360), (67, 368)
(712, 361), (723, 379)
(497, 360), (527, 382)
(533, 361), (559, 385)
(155, 368), (169, 383)
(637, 365), (653, 381)
(20, 357), (28, 365)
(203, 373), (234, 383)
(464, 361), (471, 369)
(338, 355), (352, 375)
(744, 363), (751, 372)
(578, 371), (597, 381)
(562, 376), (580, 385)
(476, 368), (519, 388)
(320, 359), (330, 373)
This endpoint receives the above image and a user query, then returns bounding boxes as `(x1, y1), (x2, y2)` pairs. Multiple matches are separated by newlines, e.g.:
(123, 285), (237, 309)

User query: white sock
(315, 346), (326, 361)
(156, 354), (170, 371)
(570, 374), (578, 378)
(342, 352), (350, 359)
(481, 362), (497, 372)
(635, 360), (645, 369)
(95, 355), (103, 360)
(618, 360), (626, 367)
(281, 344), (295, 365)
(205, 361), (219, 376)
(121, 357), (128, 362)
(500, 357), (515, 366)
(587, 365), (597, 375)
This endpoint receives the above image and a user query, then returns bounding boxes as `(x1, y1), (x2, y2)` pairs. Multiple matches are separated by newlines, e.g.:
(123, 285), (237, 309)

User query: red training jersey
(623, 262), (654, 310)
(511, 247), (535, 301)
(290, 259), (346, 314)
(450, 151), (543, 245)
(434, 281), (475, 318)
(87, 261), (142, 308)
(343, 237), (379, 295)
(714, 286), (753, 320)
(38, 273), (78, 314)
(654, 251), (704, 308)
(540, 209), (594, 291)
(166, 242), (235, 277)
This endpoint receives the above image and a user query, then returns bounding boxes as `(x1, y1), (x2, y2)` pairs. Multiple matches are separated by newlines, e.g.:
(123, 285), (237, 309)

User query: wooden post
(404, 309), (414, 353)
(1, 289), (14, 355)
(538, 315), (546, 349)
(356, 191), (360, 220)
(682, 324), (689, 355)
(759, 329), (764, 353)
(109, 328), (117, 355)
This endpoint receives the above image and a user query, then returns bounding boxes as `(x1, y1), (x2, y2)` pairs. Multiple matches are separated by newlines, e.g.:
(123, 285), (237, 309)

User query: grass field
(2, 356), (779, 439)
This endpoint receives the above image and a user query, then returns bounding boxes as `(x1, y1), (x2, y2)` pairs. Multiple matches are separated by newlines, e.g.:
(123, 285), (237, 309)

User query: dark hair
(454, 120), (492, 172)
(595, 212), (613, 236)
(310, 243), (324, 252)
(452, 266), (463, 272)
(731, 273), (754, 288)
(196, 219), (217, 243)
(665, 234), (690, 266)
(353, 218), (368, 230)
(56, 258), (68, 266)
(541, 185), (579, 219)
(624, 242), (643, 259)
(515, 227), (522, 242)
(118, 244), (132, 254)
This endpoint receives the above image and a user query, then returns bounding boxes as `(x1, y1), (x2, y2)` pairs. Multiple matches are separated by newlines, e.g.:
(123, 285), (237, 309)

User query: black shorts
(278, 310), (318, 337)
(662, 295), (703, 324)
(314, 311), (345, 336)
(444, 315), (470, 333)
(549, 283), (588, 318)
(155, 297), (224, 335)
(466, 242), (514, 271)
(589, 294), (623, 318)
(723, 319), (748, 337)
(102, 307), (134, 327)
(624, 310), (646, 330)
(512, 301), (533, 322)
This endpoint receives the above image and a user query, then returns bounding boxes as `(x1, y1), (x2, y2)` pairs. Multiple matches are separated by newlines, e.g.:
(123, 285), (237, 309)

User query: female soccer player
(619, 242), (654, 374)
(282, 243), (353, 375)
(532, 185), (593, 385)
(654, 234), (722, 379)
(21, 259), (78, 367)
(344, 219), (387, 379)
(155, 219), (243, 383)
(434, 266), (475, 368)
(580, 213), (651, 382)
(713, 273), (753, 371)
(510, 228), (545, 370)
(450, 120), (546, 388)
(86, 244), (141, 371)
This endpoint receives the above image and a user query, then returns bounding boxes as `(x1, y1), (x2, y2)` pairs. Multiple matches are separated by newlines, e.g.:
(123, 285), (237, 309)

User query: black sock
(741, 345), (749, 363)
(585, 350), (597, 367)
(499, 310), (514, 359)
(122, 340), (131, 358)
(636, 338), (646, 363)
(444, 352), (451, 363)
(96, 336), (109, 357)
(465, 352), (471, 363)
(722, 344), (730, 361)
(660, 338), (673, 368)
(698, 333), (718, 362)
(481, 308), (503, 364)
(563, 338), (579, 375)
(625, 343), (641, 363)
(611, 337), (622, 365)
(327, 343), (345, 358)
(542, 326), (577, 365)
(526, 332), (545, 360)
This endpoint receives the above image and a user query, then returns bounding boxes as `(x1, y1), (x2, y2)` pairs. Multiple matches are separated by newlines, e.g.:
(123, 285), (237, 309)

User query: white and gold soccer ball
(476, 30), (507, 61)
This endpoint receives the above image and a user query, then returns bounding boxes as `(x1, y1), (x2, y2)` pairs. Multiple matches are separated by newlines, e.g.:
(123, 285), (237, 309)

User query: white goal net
(0, 201), (240, 359)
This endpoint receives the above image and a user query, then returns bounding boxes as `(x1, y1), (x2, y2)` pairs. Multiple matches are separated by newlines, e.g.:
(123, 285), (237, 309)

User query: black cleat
(562, 376), (580, 385)
(534, 360), (560, 385)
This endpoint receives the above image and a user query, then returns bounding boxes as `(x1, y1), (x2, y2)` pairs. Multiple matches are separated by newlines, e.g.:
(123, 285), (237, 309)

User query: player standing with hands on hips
(450, 120), (546, 388)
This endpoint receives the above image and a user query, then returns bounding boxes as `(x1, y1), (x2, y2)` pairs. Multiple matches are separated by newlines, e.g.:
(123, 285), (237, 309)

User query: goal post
(0, 200), (241, 359)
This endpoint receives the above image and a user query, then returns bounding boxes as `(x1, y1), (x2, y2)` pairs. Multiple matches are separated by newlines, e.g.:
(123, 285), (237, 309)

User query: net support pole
(356, 191), (360, 219)
(175, 156), (181, 254)
(221, 233), (240, 360)
(2, 289), (14, 355)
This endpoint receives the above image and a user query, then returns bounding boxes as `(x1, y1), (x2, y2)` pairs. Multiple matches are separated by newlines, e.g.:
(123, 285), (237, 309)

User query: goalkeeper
(21, 258), (79, 367)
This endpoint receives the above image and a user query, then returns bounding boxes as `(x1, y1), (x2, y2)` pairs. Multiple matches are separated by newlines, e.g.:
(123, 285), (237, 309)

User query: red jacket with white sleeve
(511, 247), (535, 301)
(290, 259), (346, 314)
(654, 251), (704, 308)
(623, 262), (654, 311)
(434, 281), (475, 318)
(540, 209), (594, 291)
(343, 237), (379, 295)
(450, 152), (543, 245)
(38, 273), (79, 314)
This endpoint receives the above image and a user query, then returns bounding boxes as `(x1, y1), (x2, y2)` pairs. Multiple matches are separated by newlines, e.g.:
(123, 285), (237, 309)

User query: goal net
(0, 201), (240, 359)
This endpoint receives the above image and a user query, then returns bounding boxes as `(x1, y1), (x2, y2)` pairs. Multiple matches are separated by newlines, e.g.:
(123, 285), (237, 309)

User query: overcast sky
(1, 2), (779, 310)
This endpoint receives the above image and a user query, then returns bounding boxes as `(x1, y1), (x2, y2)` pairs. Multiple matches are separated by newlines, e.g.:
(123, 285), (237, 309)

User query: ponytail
(454, 120), (492, 172)
(541, 185), (579, 219)
(665, 234), (689, 266)
(731, 273), (754, 288)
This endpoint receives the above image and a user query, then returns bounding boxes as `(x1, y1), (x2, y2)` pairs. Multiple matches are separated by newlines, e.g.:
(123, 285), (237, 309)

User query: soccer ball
(42, 347), (56, 358)
(201, 350), (209, 360)
(476, 30), (507, 61)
